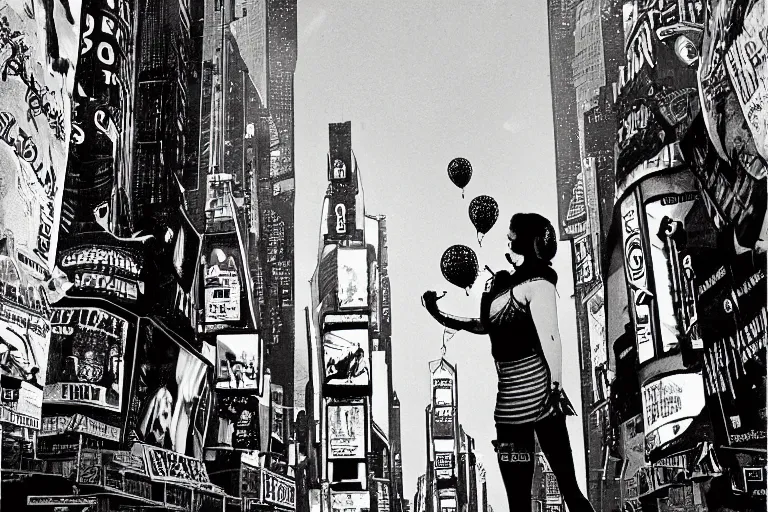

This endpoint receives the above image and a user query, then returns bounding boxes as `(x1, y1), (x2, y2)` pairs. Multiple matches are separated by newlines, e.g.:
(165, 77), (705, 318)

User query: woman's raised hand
(421, 290), (444, 317)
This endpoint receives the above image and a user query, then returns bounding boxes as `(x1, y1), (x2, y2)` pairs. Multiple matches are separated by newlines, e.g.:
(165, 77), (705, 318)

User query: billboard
(586, 290), (608, 403)
(698, 251), (767, 451)
(215, 395), (266, 451)
(620, 190), (658, 364)
(216, 334), (262, 392)
(57, 234), (147, 305)
(327, 402), (365, 459)
(331, 492), (370, 512)
(641, 373), (706, 457)
(322, 329), (370, 387)
(644, 187), (700, 355)
(0, 0), (83, 428)
(44, 307), (130, 411)
(203, 241), (244, 324)
(128, 321), (211, 458)
(337, 248), (368, 310)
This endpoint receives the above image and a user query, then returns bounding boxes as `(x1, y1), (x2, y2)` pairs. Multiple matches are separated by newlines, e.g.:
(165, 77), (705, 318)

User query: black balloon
(469, 195), (499, 246)
(440, 245), (478, 294)
(447, 158), (472, 197)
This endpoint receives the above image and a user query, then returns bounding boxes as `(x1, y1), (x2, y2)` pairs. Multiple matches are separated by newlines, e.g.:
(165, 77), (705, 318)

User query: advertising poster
(621, 414), (645, 508)
(563, 172), (588, 238)
(587, 290), (608, 403)
(215, 395), (263, 451)
(322, 329), (370, 387)
(0, 0), (83, 427)
(327, 403), (365, 459)
(619, 191), (657, 364)
(574, 233), (596, 287)
(433, 406), (454, 439)
(337, 248), (368, 309)
(203, 242), (244, 323)
(216, 334), (262, 392)
(614, 0), (702, 184)
(644, 186), (700, 354)
(57, 233), (147, 305)
(641, 372), (706, 458)
(128, 321), (211, 458)
(44, 307), (129, 412)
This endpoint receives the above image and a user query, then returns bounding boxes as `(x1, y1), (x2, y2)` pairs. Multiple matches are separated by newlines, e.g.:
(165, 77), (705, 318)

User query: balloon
(468, 195), (499, 246)
(447, 158), (472, 198)
(440, 245), (479, 295)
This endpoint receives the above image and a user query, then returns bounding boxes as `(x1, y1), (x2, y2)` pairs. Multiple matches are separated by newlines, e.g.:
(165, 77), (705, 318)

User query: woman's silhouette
(423, 212), (594, 512)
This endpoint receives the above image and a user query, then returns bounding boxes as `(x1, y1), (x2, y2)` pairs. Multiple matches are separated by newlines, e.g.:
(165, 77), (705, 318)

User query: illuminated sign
(204, 245), (243, 323)
(328, 403), (365, 459)
(72, 272), (140, 301)
(331, 492), (370, 512)
(216, 334), (262, 392)
(60, 246), (142, 276)
(263, 469), (297, 509)
(337, 249), (368, 309)
(620, 191), (656, 363)
(641, 373), (706, 456)
(435, 453), (453, 469)
(138, 444), (211, 485)
(45, 307), (129, 411)
(40, 413), (120, 442)
(27, 496), (97, 507)
(323, 314), (368, 326)
(322, 329), (370, 387)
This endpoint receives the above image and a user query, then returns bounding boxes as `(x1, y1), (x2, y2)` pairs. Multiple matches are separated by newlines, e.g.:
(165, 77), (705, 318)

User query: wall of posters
(337, 248), (368, 310)
(327, 403), (365, 459)
(44, 307), (129, 412)
(641, 372), (706, 457)
(322, 329), (370, 387)
(614, 0), (702, 185)
(216, 334), (262, 392)
(0, 0), (83, 428)
(128, 321), (211, 458)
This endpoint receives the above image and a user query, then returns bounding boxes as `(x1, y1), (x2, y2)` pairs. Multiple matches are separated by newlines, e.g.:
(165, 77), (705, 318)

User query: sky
(291, 2), (587, 510)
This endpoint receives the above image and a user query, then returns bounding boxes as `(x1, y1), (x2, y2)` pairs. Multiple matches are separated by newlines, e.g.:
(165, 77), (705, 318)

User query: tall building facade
(548, 1), (768, 511)
(303, 122), (405, 512)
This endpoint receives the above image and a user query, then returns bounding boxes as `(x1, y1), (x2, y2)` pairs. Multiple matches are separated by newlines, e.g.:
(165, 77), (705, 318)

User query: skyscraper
(260, 0), (298, 445)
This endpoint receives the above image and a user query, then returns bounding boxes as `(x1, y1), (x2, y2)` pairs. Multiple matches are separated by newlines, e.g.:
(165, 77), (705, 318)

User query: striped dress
(487, 284), (554, 425)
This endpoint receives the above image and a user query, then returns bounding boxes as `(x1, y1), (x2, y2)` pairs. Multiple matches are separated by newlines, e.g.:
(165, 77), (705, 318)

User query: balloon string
(462, 189), (465, 199)
(477, 232), (483, 247)
(465, 287), (470, 296)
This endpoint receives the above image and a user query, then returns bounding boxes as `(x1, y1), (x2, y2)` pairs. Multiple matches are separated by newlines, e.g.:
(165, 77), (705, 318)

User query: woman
(422, 213), (594, 512)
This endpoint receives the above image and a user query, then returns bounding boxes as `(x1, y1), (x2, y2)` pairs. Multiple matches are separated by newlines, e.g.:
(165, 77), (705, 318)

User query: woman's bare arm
(523, 280), (563, 384)
(431, 308), (487, 335)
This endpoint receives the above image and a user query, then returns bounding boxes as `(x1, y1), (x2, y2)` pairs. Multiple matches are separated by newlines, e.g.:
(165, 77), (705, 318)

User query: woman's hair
(509, 213), (558, 264)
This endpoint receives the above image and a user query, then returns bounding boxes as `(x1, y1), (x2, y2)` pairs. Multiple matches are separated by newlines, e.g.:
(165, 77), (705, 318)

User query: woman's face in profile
(506, 229), (524, 268)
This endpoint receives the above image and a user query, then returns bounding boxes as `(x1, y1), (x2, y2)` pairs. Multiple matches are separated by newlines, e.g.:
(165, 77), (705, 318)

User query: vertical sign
(620, 190), (657, 363)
